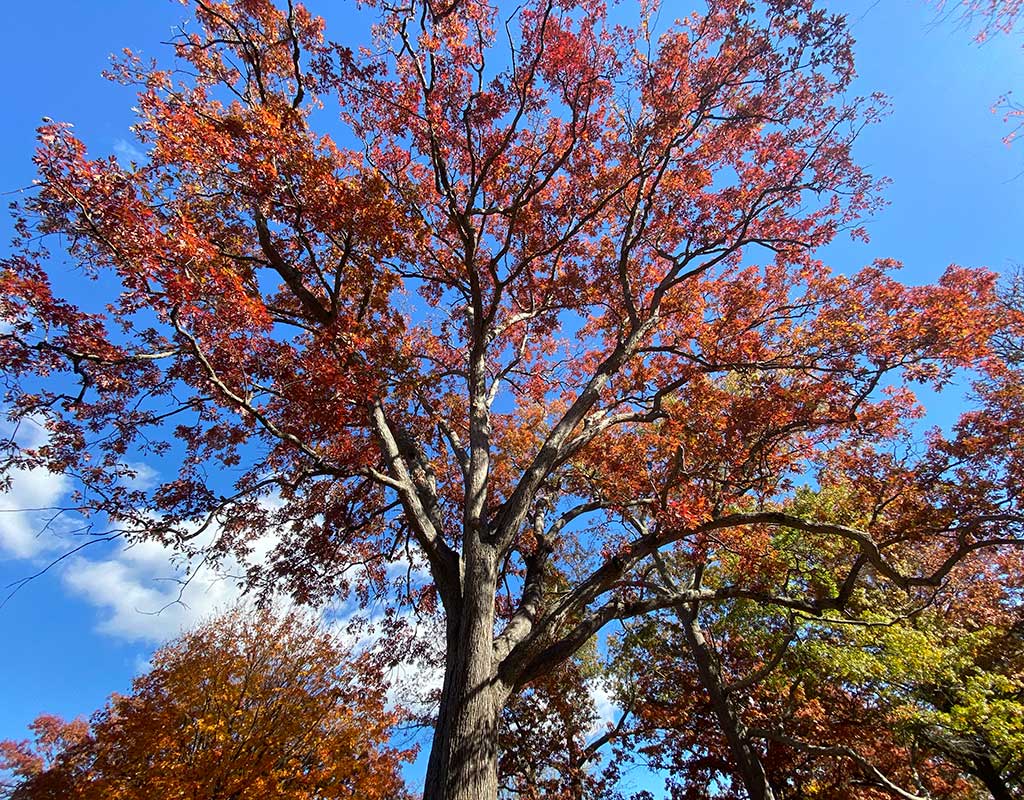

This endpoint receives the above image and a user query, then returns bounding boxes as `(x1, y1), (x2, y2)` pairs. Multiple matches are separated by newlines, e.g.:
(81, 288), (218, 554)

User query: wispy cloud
(1, 421), (439, 715)
(586, 677), (622, 740)
(112, 138), (147, 166)
(1, 413), (281, 641)
(62, 544), (247, 643)
(0, 467), (69, 559)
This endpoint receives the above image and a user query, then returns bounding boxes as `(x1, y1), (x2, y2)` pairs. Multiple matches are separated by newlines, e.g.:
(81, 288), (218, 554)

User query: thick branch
(370, 402), (461, 611)
(253, 209), (333, 326)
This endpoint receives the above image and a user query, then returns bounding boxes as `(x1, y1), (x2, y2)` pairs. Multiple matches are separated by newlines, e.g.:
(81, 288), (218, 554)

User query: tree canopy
(1, 1), (1022, 798)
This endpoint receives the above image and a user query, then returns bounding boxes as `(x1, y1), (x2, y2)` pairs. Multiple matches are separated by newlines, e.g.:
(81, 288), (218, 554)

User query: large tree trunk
(423, 550), (507, 800)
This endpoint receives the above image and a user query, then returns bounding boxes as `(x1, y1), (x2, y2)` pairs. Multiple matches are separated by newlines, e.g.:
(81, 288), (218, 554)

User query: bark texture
(422, 551), (509, 800)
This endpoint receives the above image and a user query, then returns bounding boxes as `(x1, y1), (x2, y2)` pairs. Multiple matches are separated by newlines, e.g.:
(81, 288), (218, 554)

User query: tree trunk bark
(422, 551), (507, 800)
(969, 754), (1012, 800)
(679, 607), (776, 800)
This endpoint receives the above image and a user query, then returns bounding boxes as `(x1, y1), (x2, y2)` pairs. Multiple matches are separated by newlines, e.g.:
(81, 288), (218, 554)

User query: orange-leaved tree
(0, 608), (412, 800)
(1, 1), (1022, 799)
(0, 716), (90, 800)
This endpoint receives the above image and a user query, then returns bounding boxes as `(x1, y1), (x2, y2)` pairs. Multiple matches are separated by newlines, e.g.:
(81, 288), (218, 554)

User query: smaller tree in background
(605, 498), (1024, 800)
(0, 716), (90, 800)
(498, 647), (628, 800)
(0, 607), (413, 800)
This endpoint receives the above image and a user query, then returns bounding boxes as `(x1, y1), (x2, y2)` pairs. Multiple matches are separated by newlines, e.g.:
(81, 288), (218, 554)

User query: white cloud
(62, 553), (240, 642)
(0, 414), (249, 640)
(383, 627), (444, 716)
(0, 466), (69, 558)
(117, 462), (158, 491)
(586, 677), (622, 741)
(0, 417), (71, 559)
(322, 597), (444, 717)
(59, 527), (290, 643)
(132, 653), (153, 676)
(0, 418), (436, 708)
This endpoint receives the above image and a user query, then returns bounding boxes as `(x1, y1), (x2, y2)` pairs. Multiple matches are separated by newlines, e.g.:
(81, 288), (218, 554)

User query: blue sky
(0, 0), (1022, 795)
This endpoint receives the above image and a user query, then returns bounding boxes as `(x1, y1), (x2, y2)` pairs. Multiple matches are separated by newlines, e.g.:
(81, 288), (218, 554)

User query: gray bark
(422, 549), (509, 800)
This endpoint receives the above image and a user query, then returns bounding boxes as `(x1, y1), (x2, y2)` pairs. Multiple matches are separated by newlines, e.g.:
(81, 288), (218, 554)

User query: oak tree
(2, 1), (1022, 798)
